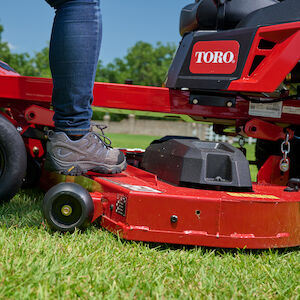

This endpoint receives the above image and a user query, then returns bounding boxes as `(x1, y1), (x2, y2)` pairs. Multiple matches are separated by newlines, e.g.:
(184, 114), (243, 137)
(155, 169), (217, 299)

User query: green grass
(0, 134), (299, 299)
(107, 133), (161, 149)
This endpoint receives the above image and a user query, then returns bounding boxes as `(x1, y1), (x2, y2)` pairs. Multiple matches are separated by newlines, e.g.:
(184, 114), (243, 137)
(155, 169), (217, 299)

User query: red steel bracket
(244, 119), (294, 141)
(25, 105), (54, 127)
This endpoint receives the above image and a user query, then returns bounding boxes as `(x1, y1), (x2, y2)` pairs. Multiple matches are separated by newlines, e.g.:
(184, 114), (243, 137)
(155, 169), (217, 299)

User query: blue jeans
(46, 0), (102, 135)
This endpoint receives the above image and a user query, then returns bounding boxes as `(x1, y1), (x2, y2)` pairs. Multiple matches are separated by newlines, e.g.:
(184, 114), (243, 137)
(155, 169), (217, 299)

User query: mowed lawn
(0, 134), (299, 299)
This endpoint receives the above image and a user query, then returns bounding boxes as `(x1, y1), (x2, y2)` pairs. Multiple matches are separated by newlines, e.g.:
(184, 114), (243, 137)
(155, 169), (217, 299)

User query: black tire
(43, 182), (94, 232)
(0, 114), (27, 203)
(22, 154), (42, 188)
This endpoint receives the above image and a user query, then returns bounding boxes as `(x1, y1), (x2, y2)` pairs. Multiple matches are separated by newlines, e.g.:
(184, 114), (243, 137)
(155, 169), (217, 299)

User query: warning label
(282, 106), (300, 115)
(249, 102), (282, 118)
(103, 178), (162, 193)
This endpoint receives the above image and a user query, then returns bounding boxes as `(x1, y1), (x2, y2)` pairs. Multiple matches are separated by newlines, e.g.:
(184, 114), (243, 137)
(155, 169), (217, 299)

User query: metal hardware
(61, 205), (72, 217)
(238, 136), (247, 156)
(115, 196), (127, 217)
(284, 178), (300, 192)
(280, 132), (291, 172)
(170, 215), (178, 223)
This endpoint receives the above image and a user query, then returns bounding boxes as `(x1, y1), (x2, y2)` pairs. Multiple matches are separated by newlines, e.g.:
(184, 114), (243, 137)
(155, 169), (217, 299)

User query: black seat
(223, 0), (279, 29)
(180, 0), (279, 35)
(237, 0), (300, 28)
(180, 0), (216, 35)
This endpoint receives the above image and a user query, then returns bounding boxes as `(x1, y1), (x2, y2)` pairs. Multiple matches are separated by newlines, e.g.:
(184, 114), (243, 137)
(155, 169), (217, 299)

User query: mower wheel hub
(61, 205), (72, 217)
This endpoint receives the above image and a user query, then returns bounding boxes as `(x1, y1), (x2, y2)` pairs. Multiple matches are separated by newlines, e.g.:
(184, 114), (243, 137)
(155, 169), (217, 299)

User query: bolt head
(33, 146), (39, 154)
(170, 215), (178, 223)
(61, 205), (72, 216)
(226, 101), (233, 108)
(280, 162), (289, 172)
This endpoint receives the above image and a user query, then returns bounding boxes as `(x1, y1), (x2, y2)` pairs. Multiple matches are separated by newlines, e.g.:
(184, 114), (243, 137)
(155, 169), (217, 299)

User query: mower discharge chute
(0, 0), (299, 248)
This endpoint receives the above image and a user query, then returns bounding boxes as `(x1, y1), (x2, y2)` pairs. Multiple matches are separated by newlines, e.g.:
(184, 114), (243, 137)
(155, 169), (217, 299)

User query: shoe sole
(44, 154), (127, 176)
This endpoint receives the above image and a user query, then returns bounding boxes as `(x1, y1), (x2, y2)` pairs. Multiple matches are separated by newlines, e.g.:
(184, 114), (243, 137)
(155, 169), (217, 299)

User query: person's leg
(49, 0), (101, 134)
(45, 0), (126, 175)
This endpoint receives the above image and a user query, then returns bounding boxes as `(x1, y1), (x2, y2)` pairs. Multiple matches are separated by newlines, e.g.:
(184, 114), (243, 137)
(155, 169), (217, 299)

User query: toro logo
(190, 40), (240, 74)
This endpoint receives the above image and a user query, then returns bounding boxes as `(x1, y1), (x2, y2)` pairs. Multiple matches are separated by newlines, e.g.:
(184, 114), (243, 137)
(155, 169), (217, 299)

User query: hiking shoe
(44, 130), (127, 176)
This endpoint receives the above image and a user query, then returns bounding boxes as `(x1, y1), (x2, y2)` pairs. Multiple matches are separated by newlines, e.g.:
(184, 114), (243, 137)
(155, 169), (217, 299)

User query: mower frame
(0, 14), (299, 249)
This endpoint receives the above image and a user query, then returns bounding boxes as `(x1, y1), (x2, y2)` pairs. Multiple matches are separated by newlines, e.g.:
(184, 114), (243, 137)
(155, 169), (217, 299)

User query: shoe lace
(90, 123), (112, 148)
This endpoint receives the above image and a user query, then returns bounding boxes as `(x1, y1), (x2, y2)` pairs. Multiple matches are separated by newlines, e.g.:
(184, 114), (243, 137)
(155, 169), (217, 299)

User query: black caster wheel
(43, 182), (94, 232)
(0, 114), (27, 203)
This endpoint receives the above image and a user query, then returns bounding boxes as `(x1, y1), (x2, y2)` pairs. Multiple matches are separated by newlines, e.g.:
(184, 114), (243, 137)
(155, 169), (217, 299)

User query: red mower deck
(88, 164), (299, 249)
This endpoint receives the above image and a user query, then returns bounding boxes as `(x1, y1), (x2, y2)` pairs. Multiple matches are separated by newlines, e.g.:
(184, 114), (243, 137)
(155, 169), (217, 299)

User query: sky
(0, 0), (192, 65)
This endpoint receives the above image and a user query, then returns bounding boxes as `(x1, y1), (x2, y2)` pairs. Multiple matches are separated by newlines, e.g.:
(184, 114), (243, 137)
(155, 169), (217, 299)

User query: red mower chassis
(1, 6), (300, 248)
(0, 62), (299, 249)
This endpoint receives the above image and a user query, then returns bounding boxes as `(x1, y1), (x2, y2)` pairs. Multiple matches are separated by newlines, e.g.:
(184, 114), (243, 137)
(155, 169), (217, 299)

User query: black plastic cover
(238, 0), (300, 28)
(142, 137), (252, 191)
(166, 27), (257, 90)
(223, 0), (278, 29)
(180, 0), (216, 36)
(179, 0), (278, 35)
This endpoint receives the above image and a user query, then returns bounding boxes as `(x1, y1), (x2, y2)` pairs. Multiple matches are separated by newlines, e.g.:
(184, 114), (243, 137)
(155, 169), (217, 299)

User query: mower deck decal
(227, 192), (279, 200)
(102, 179), (162, 193)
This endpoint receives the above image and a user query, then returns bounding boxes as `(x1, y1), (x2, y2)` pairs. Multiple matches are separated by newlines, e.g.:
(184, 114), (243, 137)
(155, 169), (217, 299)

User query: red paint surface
(229, 22), (300, 92)
(244, 119), (294, 141)
(88, 165), (300, 249)
(0, 75), (299, 127)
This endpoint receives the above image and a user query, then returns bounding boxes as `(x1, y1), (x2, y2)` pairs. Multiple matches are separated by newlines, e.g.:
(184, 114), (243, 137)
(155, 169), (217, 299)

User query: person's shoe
(44, 130), (127, 176)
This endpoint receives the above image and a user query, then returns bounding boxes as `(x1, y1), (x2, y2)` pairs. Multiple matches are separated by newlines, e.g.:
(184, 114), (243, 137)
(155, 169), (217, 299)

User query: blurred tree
(0, 24), (36, 75)
(96, 41), (176, 87)
(1, 24), (176, 122)
(1, 23), (175, 87)
(0, 24), (51, 77)
(32, 46), (51, 78)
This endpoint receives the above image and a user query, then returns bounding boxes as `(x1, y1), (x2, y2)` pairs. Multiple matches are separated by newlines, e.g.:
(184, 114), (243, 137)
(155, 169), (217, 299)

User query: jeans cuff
(55, 127), (90, 136)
